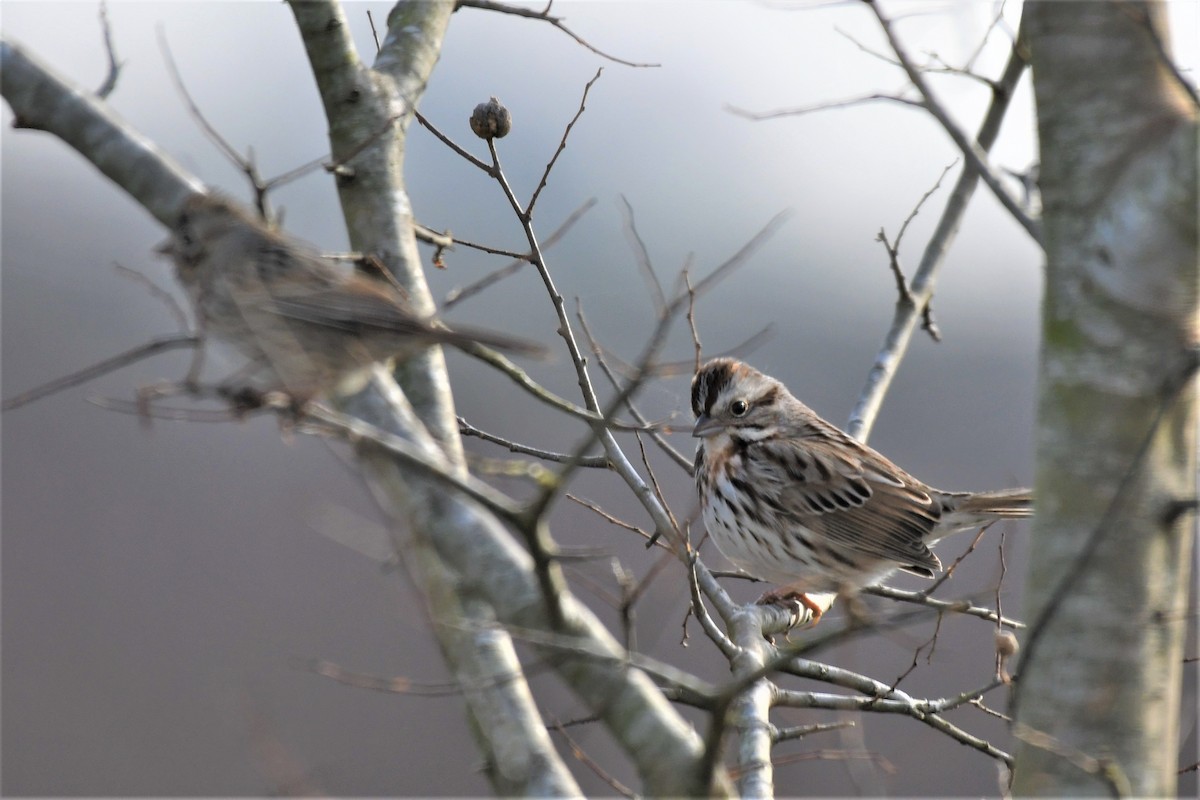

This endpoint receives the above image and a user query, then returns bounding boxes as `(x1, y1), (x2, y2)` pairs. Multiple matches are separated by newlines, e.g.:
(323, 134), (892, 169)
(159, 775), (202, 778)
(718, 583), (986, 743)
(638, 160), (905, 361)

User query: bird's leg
(756, 587), (829, 628)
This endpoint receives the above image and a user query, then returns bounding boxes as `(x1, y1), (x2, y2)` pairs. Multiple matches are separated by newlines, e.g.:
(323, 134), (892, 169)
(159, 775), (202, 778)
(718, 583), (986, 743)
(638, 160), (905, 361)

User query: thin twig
(616, 550), (677, 651)
(897, 159), (958, 248)
(862, 0), (1042, 244)
(1013, 723), (1131, 797)
(303, 404), (525, 525)
(772, 720), (857, 744)
(95, 2), (122, 98)
(846, 33), (1030, 441)
(773, 681), (1013, 765)
(2, 335), (199, 411)
(528, 68), (602, 218)
(113, 262), (192, 331)
(458, 0), (659, 68)
(925, 525), (990, 594)
(685, 269), (703, 373)
(87, 393), (252, 423)
(687, 556), (738, 658)
(551, 719), (637, 798)
(366, 8), (382, 53)
(157, 28), (270, 216)
(414, 109), (493, 173)
(619, 194), (666, 313)
(963, 0), (1009, 73)
(459, 416), (608, 467)
(727, 92), (923, 120)
(442, 198), (597, 310)
(566, 493), (656, 546)
(862, 585), (1024, 628)
(576, 300), (694, 472)
(470, 620), (717, 704)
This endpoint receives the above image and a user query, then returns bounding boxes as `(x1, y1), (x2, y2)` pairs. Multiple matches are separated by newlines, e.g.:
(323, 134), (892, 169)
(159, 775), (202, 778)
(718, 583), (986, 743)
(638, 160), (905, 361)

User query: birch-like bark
(3, 4), (724, 793)
(0, 39), (202, 221)
(288, 2), (721, 795)
(1013, 2), (1197, 795)
(284, 5), (585, 794)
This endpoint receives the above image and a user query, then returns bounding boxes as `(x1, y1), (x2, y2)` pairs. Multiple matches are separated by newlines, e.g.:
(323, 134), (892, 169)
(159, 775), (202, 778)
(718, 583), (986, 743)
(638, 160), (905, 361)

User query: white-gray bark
(288, 2), (721, 795)
(1, 2), (725, 793)
(1014, 1), (1197, 795)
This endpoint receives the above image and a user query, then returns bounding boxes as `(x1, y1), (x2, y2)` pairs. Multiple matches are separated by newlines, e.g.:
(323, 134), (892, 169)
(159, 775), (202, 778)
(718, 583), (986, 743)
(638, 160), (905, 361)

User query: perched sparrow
(159, 194), (543, 398)
(691, 357), (1032, 621)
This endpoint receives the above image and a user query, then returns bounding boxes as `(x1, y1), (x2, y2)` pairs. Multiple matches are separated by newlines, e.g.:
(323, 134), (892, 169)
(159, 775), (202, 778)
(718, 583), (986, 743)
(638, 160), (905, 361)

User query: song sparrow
(691, 357), (1032, 621)
(159, 194), (543, 399)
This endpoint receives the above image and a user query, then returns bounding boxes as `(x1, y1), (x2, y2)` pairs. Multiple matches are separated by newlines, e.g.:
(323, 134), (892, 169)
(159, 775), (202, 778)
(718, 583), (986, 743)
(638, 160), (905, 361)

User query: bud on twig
(470, 96), (511, 140)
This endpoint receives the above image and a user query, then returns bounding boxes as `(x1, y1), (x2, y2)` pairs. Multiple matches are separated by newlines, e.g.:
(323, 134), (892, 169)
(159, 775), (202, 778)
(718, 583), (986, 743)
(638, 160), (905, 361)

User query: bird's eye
(730, 399), (749, 417)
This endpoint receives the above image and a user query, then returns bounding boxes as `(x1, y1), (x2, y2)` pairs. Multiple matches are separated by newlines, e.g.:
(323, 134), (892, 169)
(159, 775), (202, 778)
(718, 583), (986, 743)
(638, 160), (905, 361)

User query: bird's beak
(692, 414), (723, 438)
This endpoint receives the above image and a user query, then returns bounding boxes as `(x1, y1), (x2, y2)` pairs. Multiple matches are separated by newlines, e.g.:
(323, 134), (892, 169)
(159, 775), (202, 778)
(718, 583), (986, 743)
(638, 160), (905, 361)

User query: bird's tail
(934, 488), (1033, 541)
(958, 487), (1034, 518)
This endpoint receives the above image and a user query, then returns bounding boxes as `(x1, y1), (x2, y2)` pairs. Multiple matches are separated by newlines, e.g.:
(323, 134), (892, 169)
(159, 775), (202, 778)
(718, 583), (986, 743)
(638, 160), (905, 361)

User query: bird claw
(756, 588), (826, 630)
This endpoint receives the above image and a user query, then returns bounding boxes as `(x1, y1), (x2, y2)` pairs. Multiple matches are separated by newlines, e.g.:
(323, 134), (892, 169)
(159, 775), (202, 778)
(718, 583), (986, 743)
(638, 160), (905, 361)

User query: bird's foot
(756, 588), (828, 630)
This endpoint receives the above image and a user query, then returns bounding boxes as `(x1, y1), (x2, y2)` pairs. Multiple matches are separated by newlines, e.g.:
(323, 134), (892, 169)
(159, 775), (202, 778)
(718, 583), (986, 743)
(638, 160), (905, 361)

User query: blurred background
(2, 1), (1195, 795)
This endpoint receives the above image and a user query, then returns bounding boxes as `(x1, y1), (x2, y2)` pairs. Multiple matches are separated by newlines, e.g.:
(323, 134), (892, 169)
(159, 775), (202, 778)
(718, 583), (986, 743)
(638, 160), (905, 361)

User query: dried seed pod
(470, 97), (512, 140)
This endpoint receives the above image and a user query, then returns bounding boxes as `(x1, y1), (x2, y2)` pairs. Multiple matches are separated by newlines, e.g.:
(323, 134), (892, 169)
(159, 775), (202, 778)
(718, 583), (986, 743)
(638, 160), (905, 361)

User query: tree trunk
(1014, 1), (1198, 795)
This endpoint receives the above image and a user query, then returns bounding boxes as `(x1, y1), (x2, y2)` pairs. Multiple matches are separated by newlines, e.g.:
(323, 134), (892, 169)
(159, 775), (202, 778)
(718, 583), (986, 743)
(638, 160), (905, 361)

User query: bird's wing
(266, 278), (435, 337)
(265, 278), (547, 356)
(746, 430), (943, 573)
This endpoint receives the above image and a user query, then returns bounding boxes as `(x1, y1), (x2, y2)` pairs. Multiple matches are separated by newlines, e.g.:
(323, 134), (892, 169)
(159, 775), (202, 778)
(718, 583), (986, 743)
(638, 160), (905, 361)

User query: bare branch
(1013, 723), (1132, 797)
(896, 158), (957, 248)
(95, 2), (122, 98)
(619, 194), (666, 314)
(0, 38), (203, 223)
(862, 0), (1042, 244)
(845, 34), (1030, 441)
(304, 658), (468, 697)
(773, 681), (1013, 765)
(2, 335), (199, 412)
(528, 68), (602, 217)
(157, 28), (272, 217)
(772, 720), (857, 744)
(455, 342), (652, 430)
(113, 262), (193, 332)
(303, 403), (526, 525)
(443, 197), (597, 310)
(459, 416), (609, 467)
(576, 299), (694, 472)
(963, 0), (1010, 74)
(727, 92), (923, 120)
(862, 585), (1024, 628)
(458, 0), (660, 68)
(552, 719), (638, 798)
(688, 556), (738, 659)
(566, 493), (657, 546)
(685, 269), (703, 372)
(414, 109), (494, 173)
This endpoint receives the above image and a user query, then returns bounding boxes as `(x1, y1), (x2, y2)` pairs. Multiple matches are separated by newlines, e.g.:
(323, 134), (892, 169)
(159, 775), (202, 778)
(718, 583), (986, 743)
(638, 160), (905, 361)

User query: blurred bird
(159, 193), (543, 399)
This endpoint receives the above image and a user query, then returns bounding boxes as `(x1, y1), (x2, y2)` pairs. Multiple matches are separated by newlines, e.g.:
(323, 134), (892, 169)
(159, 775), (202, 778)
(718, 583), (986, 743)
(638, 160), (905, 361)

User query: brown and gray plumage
(159, 194), (542, 398)
(691, 358), (1031, 616)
